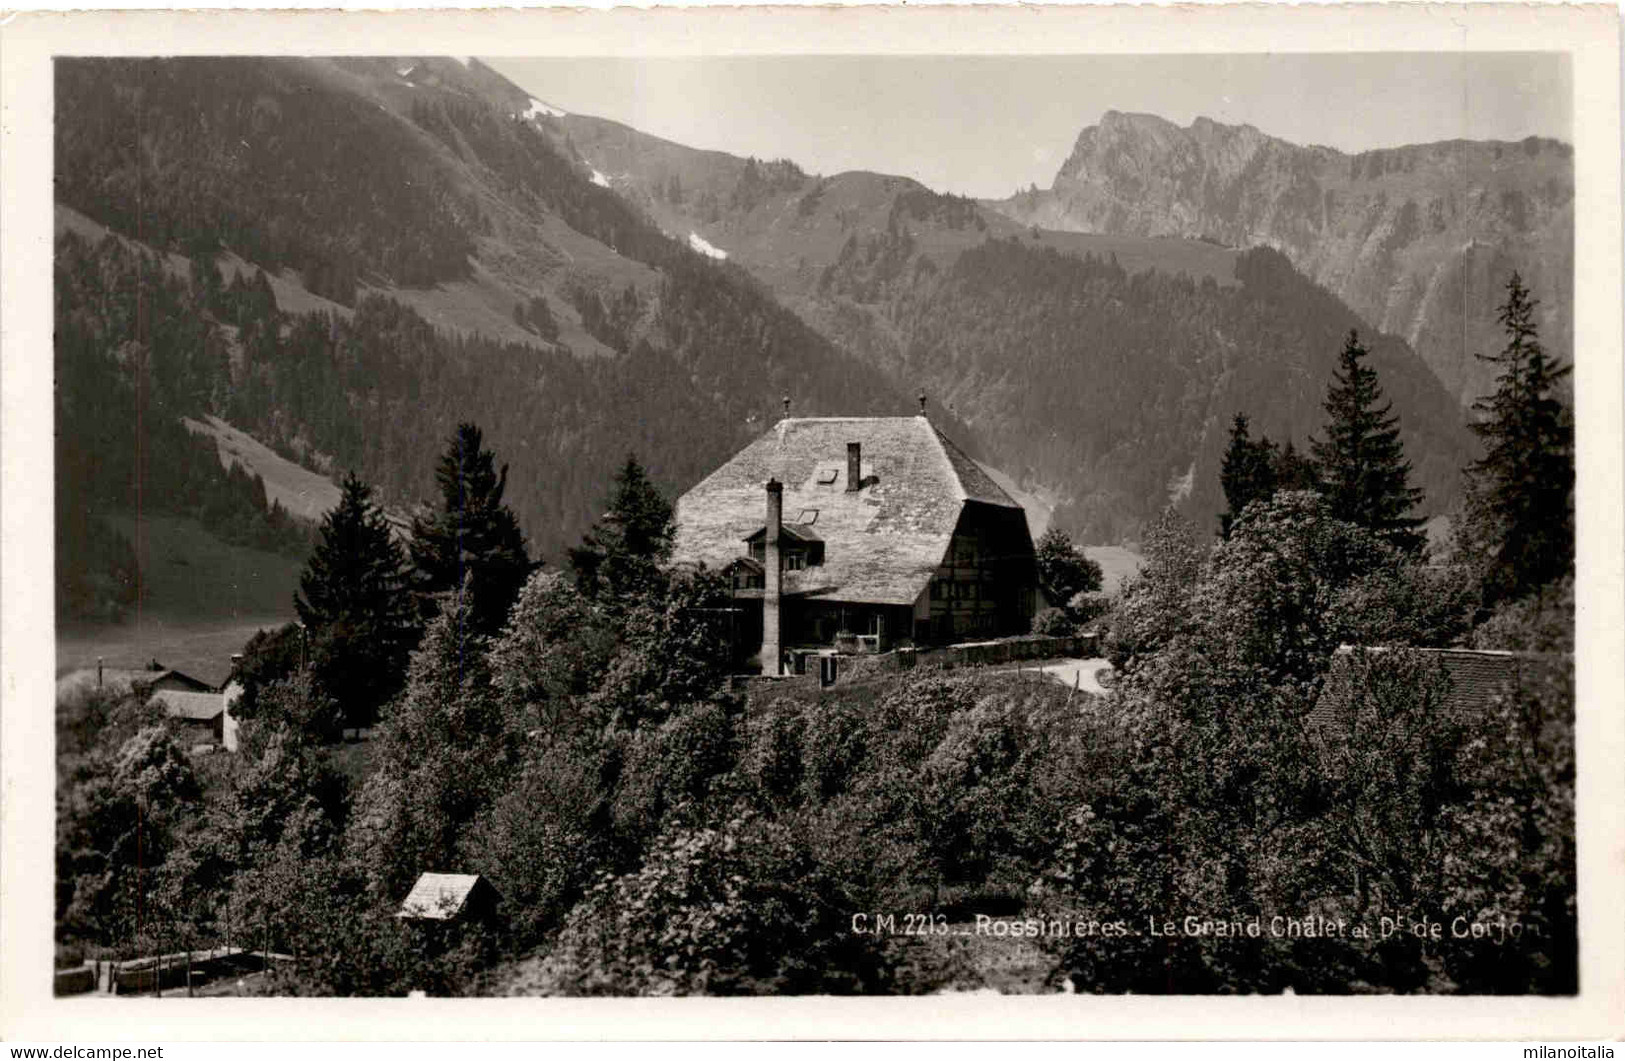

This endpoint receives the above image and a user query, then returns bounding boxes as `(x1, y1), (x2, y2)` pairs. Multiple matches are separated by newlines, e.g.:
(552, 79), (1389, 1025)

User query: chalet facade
(672, 415), (1039, 674)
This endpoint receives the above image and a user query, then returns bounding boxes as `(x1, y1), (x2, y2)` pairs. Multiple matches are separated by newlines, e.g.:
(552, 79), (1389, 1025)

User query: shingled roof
(1306, 645), (1533, 736)
(672, 417), (1021, 606)
(150, 689), (225, 722)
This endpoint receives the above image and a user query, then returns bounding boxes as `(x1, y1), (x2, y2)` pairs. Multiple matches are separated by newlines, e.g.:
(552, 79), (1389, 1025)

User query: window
(786, 552), (805, 571)
(798, 509), (818, 524)
(816, 469), (838, 485)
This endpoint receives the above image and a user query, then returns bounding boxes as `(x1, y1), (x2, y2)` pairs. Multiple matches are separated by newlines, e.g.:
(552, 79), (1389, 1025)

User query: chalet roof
(150, 689), (224, 722)
(143, 667), (217, 692)
(672, 416), (1021, 606)
(397, 872), (495, 921)
(1306, 645), (1545, 735)
(743, 522), (823, 543)
(55, 664), (217, 700)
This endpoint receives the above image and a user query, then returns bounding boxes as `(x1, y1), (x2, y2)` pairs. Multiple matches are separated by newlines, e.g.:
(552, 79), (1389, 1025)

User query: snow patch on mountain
(688, 232), (728, 260)
(590, 169), (611, 189)
(522, 97), (566, 121)
(453, 57), (473, 67)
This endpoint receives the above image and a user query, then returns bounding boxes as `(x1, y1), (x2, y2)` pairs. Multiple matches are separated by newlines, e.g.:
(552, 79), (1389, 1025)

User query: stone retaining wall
(734, 633), (1098, 692)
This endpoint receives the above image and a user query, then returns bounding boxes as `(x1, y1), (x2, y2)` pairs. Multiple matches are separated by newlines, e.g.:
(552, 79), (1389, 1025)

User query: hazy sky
(487, 53), (1571, 199)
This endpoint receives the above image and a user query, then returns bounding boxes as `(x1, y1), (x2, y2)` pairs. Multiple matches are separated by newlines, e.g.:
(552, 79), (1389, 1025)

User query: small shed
(396, 873), (501, 923)
(150, 689), (225, 746)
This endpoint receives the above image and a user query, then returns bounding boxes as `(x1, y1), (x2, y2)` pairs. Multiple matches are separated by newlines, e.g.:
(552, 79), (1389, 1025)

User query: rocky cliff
(992, 111), (1573, 406)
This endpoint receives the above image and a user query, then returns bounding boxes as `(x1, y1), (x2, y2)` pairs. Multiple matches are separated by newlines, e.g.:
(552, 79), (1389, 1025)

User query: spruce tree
(1463, 273), (1573, 604)
(1218, 413), (1279, 538)
(1309, 331), (1425, 552)
(1271, 440), (1321, 493)
(409, 422), (534, 636)
(295, 472), (416, 727)
(569, 453), (675, 607)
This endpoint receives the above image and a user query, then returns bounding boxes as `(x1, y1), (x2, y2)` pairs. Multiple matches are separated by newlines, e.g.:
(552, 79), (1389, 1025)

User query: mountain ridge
(991, 109), (1573, 406)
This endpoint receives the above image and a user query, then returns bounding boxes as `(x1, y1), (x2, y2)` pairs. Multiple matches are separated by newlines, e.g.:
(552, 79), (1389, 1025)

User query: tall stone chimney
(846, 442), (862, 492)
(761, 478), (784, 676)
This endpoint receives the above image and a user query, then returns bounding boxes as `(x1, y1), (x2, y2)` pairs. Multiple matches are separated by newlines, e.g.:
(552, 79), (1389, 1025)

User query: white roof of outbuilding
(397, 873), (489, 920)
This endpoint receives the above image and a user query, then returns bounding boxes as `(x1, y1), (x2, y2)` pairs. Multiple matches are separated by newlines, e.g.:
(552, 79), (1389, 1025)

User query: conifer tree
(1218, 413), (1279, 539)
(1271, 440), (1321, 493)
(1463, 273), (1574, 604)
(295, 471), (416, 726)
(569, 453), (674, 607)
(409, 423), (534, 636)
(1310, 331), (1426, 552)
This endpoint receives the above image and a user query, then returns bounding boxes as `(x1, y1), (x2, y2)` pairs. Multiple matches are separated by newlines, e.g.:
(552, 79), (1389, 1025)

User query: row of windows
(747, 543), (823, 568)
(929, 579), (996, 601)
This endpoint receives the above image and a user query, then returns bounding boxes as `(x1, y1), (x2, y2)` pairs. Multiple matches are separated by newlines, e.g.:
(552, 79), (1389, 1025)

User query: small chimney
(782, 395), (791, 418)
(846, 442), (862, 492)
(96, 657), (103, 689)
(918, 391), (928, 417)
(761, 478), (784, 677)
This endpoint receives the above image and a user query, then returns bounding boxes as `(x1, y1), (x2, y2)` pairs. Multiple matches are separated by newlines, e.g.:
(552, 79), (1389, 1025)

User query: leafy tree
(296, 472), (417, 726)
(57, 726), (202, 948)
(1470, 575), (1574, 654)
(347, 592), (512, 901)
(1034, 526), (1103, 607)
(229, 623), (306, 721)
(464, 730), (613, 948)
(487, 570), (618, 736)
(240, 672), (346, 750)
(589, 569), (735, 730)
(409, 423), (534, 636)
(1462, 273), (1574, 604)
(1309, 331), (1426, 552)
(526, 815), (889, 996)
(1108, 507), (1205, 670)
(568, 453), (675, 606)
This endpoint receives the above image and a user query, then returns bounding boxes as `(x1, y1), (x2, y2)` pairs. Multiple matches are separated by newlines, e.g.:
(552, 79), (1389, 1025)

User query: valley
(42, 51), (1577, 1006)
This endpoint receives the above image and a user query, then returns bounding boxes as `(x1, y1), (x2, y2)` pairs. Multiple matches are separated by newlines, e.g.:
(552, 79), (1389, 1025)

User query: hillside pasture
(1083, 545), (1145, 595)
(58, 513), (303, 686)
(183, 416), (344, 524)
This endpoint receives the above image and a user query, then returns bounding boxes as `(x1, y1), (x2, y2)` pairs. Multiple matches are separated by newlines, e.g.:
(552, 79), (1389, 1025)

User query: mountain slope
(557, 110), (1474, 542)
(989, 110), (1573, 406)
(53, 56), (954, 570)
(56, 57), (1478, 562)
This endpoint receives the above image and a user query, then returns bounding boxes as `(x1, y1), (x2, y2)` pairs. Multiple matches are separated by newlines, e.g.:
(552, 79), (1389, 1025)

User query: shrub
(1066, 591), (1113, 628)
(530, 815), (891, 996)
(1032, 607), (1074, 637)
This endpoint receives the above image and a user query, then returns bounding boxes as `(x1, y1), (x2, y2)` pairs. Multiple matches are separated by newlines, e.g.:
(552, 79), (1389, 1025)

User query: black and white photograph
(2, 2), (1621, 1041)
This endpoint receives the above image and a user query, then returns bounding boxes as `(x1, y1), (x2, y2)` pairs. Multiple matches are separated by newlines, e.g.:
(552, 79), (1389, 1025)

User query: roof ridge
(923, 419), (969, 506)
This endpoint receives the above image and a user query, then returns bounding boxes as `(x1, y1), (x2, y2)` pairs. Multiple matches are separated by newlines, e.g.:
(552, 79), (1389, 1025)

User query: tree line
(55, 271), (1572, 994)
(1220, 273), (1573, 614)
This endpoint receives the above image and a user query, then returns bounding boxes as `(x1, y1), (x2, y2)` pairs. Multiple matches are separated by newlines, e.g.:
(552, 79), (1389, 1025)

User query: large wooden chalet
(672, 414), (1039, 674)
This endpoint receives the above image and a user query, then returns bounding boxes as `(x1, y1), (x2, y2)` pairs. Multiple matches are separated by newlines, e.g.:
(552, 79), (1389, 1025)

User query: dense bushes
(1035, 493), (1574, 994)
